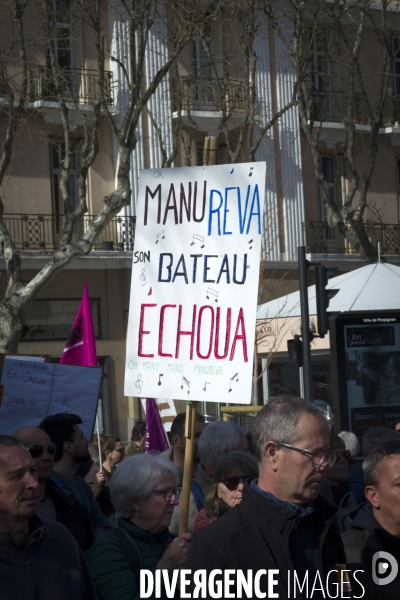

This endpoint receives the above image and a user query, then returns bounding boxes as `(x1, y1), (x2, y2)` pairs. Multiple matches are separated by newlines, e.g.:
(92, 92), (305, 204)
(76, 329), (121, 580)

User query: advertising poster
(335, 314), (400, 440)
(125, 163), (266, 403)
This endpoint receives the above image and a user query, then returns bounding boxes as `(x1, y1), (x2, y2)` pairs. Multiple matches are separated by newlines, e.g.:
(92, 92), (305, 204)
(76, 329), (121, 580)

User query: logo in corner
(372, 551), (398, 586)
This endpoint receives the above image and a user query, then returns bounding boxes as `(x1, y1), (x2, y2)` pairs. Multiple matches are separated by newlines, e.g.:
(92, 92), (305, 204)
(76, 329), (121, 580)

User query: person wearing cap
(342, 438), (400, 599)
(12, 425), (95, 552)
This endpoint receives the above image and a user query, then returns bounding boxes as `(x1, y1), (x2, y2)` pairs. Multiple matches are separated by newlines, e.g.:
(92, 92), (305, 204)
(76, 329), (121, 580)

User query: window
(54, 0), (72, 70)
(393, 38), (400, 96)
(312, 33), (331, 94)
(311, 31), (335, 121)
(320, 156), (342, 241)
(50, 142), (79, 231)
(192, 36), (214, 106)
(22, 298), (101, 341)
(267, 354), (333, 406)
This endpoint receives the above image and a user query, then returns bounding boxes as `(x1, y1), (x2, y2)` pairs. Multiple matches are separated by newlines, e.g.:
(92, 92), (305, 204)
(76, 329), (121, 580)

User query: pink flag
(60, 283), (97, 367)
(145, 398), (169, 453)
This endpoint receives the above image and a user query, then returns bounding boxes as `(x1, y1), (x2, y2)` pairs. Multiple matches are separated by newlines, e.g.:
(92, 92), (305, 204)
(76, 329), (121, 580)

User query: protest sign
(0, 358), (102, 438)
(125, 162), (266, 403)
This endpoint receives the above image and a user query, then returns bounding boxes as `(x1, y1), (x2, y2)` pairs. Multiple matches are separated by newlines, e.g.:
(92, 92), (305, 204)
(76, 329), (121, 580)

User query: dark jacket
(342, 502), (400, 600)
(186, 483), (347, 599)
(345, 460), (365, 504)
(88, 517), (175, 600)
(45, 478), (94, 551)
(0, 515), (96, 600)
(85, 462), (115, 517)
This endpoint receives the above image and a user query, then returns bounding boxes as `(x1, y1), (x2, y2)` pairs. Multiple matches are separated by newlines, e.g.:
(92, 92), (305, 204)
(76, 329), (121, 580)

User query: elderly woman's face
(132, 474), (179, 533)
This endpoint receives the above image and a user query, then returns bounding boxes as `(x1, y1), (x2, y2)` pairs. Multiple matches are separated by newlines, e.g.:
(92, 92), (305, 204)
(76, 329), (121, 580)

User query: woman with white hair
(88, 454), (191, 600)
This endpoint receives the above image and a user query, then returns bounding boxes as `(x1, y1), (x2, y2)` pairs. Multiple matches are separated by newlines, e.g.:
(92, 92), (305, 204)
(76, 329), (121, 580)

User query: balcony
(308, 91), (400, 127)
(304, 221), (400, 256)
(172, 76), (247, 133)
(1, 214), (135, 252)
(30, 67), (114, 106)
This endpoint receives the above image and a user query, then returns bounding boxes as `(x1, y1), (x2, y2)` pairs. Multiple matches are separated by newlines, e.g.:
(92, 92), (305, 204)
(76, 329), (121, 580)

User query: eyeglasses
(113, 447), (125, 454)
(219, 475), (250, 491)
(273, 442), (339, 469)
(152, 488), (181, 502)
(28, 444), (57, 458)
(377, 439), (400, 455)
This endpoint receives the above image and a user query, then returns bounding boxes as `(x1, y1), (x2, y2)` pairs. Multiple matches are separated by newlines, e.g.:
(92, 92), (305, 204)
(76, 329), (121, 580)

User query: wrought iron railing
(173, 76), (247, 112)
(304, 221), (400, 255)
(30, 67), (114, 105)
(308, 90), (400, 126)
(1, 214), (135, 252)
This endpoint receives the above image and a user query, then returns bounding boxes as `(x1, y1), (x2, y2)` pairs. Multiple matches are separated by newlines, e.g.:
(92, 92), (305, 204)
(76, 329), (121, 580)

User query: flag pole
(179, 400), (197, 535)
(96, 415), (102, 471)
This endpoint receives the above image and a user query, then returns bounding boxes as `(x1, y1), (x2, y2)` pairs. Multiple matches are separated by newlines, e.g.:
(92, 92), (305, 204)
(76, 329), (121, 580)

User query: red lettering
(138, 304), (157, 357)
(158, 304), (176, 357)
(214, 307), (231, 359)
(196, 306), (214, 359)
(175, 305), (197, 359)
(229, 308), (248, 361)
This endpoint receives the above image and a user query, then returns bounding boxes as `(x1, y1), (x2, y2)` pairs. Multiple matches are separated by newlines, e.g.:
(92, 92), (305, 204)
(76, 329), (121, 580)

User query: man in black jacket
(186, 396), (349, 599)
(13, 425), (94, 551)
(342, 439), (400, 599)
(0, 434), (96, 600)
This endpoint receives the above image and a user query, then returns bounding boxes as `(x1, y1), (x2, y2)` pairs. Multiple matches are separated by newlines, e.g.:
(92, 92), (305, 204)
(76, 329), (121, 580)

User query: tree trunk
(0, 301), (24, 353)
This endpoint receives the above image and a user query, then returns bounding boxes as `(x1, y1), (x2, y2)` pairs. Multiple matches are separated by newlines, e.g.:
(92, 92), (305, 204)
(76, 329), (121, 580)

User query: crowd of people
(1, 397), (400, 599)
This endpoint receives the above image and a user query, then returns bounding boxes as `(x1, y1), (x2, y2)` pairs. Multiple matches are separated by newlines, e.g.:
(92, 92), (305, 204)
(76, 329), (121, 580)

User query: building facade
(1, 1), (400, 436)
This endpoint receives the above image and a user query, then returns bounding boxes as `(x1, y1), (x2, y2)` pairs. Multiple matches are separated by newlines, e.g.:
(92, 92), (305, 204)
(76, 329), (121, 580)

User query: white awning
(257, 262), (400, 319)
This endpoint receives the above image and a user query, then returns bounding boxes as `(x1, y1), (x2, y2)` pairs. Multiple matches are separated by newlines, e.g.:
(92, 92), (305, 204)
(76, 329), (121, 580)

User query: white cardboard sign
(0, 358), (102, 439)
(125, 163), (266, 404)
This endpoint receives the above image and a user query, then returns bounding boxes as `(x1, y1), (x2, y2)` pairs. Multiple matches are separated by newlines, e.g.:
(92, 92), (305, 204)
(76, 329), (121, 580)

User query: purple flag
(145, 398), (169, 453)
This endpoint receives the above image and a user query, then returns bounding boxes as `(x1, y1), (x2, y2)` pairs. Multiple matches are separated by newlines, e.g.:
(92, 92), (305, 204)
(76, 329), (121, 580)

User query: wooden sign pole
(178, 400), (197, 535)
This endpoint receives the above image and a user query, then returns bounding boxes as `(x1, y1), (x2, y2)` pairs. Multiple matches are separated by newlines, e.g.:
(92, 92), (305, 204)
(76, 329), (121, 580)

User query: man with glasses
(342, 439), (400, 598)
(187, 395), (348, 598)
(0, 434), (96, 599)
(12, 425), (94, 551)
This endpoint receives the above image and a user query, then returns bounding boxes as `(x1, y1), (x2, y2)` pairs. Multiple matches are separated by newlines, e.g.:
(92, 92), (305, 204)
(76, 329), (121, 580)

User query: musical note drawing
(140, 269), (146, 286)
(155, 230), (165, 244)
(206, 287), (219, 303)
(249, 167), (254, 177)
(248, 239), (253, 250)
(135, 374), (143, 394)
(203, 381), (210, 392)
(181, 377), (191, 396)
(158, 373), (164, 386)
(228, 373), (239, 392)
(190, 234), (205, 249)
(230, 168), (234, 174)
(148, 287), (152, 295)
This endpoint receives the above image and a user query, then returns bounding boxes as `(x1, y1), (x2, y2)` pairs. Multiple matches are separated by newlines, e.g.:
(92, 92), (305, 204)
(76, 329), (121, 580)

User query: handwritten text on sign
(0, 359), (102, 439)
(125, 163), (266, 403)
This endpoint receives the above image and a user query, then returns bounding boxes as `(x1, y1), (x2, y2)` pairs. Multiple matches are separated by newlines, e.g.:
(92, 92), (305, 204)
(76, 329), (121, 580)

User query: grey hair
(363, 445), (400, 487)
(338, 431), (360, 459)
(252, 395), (328, 462)
(362, 427), (398, 458)
(197, 421), (246, 467)
(110, 453), (180, 518)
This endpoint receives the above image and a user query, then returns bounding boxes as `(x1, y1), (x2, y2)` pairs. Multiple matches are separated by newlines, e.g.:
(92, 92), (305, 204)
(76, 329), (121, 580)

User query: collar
(250, 479), (314, 519)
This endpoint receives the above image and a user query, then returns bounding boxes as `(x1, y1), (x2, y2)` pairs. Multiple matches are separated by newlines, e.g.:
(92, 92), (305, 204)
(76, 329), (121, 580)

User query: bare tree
(0, 0), (224, 351)
(265, 0), (396, 263)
